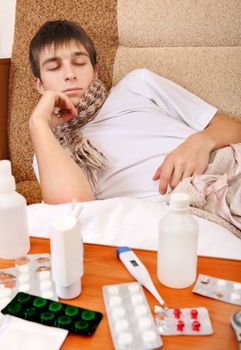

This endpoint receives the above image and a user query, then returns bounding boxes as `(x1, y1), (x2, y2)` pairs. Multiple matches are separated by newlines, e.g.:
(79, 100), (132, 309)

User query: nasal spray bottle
(50, 203), (83, 299)
(0, 160), (30, 259)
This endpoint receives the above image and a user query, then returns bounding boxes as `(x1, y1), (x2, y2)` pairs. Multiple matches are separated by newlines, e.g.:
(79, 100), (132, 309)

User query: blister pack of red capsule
(155, 306), (213, 336)
(192, 274), (241, 306)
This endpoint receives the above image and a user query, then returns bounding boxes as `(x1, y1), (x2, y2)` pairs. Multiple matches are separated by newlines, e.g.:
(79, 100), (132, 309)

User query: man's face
(34, 40), (98, 106)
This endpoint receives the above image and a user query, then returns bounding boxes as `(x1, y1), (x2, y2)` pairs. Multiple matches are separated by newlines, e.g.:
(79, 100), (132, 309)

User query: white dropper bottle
(157, 192), (199, 288)
(0, 160), (30, 259)
(50, 203), (83, 299)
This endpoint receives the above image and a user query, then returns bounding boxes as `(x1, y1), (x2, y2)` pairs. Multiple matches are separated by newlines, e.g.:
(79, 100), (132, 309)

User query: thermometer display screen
(130, 260), (139, 267)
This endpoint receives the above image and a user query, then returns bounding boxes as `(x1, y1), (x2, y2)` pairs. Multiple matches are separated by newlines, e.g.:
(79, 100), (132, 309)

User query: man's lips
(63, 88), (82, 94)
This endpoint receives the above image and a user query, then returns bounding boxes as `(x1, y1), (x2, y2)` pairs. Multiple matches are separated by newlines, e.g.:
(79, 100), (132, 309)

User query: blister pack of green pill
(1, 292), (103, 336)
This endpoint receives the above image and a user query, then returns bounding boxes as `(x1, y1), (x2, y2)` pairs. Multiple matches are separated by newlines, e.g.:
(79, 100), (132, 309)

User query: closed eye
(72, 59), (87, 66)
(47, 65), (60, 71)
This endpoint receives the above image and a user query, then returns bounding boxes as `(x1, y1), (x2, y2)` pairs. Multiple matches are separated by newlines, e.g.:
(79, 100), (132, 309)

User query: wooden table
(0, 237), (240, 349)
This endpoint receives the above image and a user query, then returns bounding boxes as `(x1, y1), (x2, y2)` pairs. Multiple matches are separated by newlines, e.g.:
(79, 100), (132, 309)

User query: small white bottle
(0, 160), (30, 259)
(50, 203), (83, 299)
(157, 192), (198, 288)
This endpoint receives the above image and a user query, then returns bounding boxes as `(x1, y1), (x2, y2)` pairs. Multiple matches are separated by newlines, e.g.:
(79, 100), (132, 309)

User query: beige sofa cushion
(117, 0), (241, 47)
(114, 0), (241, 118)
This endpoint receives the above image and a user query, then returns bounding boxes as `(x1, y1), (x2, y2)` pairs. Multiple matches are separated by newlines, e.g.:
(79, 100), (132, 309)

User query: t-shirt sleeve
(32, 154), (40, 183)
(127, 68), (218, 131)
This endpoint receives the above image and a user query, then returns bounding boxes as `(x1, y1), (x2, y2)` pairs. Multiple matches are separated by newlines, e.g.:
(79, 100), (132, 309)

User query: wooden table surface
(0, 237), (240, 350)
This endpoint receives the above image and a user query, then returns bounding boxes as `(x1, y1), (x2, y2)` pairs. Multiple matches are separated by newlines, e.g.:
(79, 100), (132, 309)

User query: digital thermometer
(117, 246), (168, 310)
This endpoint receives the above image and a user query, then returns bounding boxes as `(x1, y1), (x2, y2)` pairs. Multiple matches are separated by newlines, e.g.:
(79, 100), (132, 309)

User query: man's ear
(34, 77), (44, 94)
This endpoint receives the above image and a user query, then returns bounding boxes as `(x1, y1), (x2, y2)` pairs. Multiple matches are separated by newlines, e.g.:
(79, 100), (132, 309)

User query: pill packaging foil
(155, 307), (213, 336)
(102, 282), (163, 350)
(0, 254), (58, 315)
(192, 274), (241, 306)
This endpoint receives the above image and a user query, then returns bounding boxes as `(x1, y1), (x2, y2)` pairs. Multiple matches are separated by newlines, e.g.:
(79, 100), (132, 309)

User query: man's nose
(64, 64), (77, 80)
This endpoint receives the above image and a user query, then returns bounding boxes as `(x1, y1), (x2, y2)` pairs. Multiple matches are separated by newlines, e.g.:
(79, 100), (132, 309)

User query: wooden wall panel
(0, 58), (10, 160)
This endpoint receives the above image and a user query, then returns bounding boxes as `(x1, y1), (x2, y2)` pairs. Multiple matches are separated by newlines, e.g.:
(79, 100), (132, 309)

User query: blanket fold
(173, 144), (241, 239)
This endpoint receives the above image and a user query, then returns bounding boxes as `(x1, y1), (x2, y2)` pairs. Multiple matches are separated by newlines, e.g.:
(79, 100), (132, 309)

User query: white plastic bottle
(50, 203), (83, 299)
(157, 192), (198, 288)
(0, 160), (30, 259)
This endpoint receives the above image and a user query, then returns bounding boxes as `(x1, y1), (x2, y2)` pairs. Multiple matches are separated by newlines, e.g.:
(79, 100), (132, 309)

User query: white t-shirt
(33, 68), (218, 201)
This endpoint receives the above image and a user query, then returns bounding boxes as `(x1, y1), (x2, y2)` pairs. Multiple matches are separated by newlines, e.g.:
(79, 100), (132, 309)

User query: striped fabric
(8, 0), (241, 203)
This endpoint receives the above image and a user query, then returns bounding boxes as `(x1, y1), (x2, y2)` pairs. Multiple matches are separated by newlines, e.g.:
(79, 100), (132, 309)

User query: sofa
(0, 0), (241, 204)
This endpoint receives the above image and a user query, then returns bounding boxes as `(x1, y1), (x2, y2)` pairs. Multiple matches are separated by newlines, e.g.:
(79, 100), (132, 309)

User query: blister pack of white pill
(0, 254), (58, 313)
(102, 282), (163, 350)
(155, 306), (213, 336)
(192, 274), (241, 306)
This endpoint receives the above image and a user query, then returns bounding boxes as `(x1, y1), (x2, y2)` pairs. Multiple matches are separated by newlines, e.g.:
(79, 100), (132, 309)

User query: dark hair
(29, 20), (97, 78)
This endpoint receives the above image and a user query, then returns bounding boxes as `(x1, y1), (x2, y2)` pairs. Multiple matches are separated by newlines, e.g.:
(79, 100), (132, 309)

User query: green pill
(24, 307), (37, 319)
(56, 315), (72, 326)
(33, 297), (47, 308)
(17, 293), (31, 304)
(82, 310), (95, 321)
(74, 320), (88, 330)
(8, 303), (21, 315)
(41, 311), (55, 321)
(65, 306), (79, 317)
(49, 302), (62, 313)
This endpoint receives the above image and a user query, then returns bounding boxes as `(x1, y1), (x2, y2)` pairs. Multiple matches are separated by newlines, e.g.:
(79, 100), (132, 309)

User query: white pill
(0, 288), (12, 298)
(143, 330), (157, 344)
(18, 283), (31, 292)
(128, 283), (140, 294)
(18, 273), (30, 284)
(230, 292), (240, 300)
(115, 319), (129, 333)
(118, 332), (133, 346)
(107, 286), (119, 295)
(40, 280), (52, 291)
(0, 297), (11, 310)
(131, 293), (143, 305)
(139, 317), (152, 330)
(38, 270), (51, 280)
(233, 283), (241, 290)
(217, 279), (226, 286)
(41, 290), (54, 299)
(135, 305), (148, 317)
(17, 265), (30, 273)
(109, 296), (122, 307)
(112, 306), (125, 319)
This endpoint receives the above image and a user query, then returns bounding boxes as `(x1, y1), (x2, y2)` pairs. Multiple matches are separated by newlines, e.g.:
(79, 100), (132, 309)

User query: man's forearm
(30, 119), (95, 204)
(153, 112), (241, 194)
(202, 113), (241, 152)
